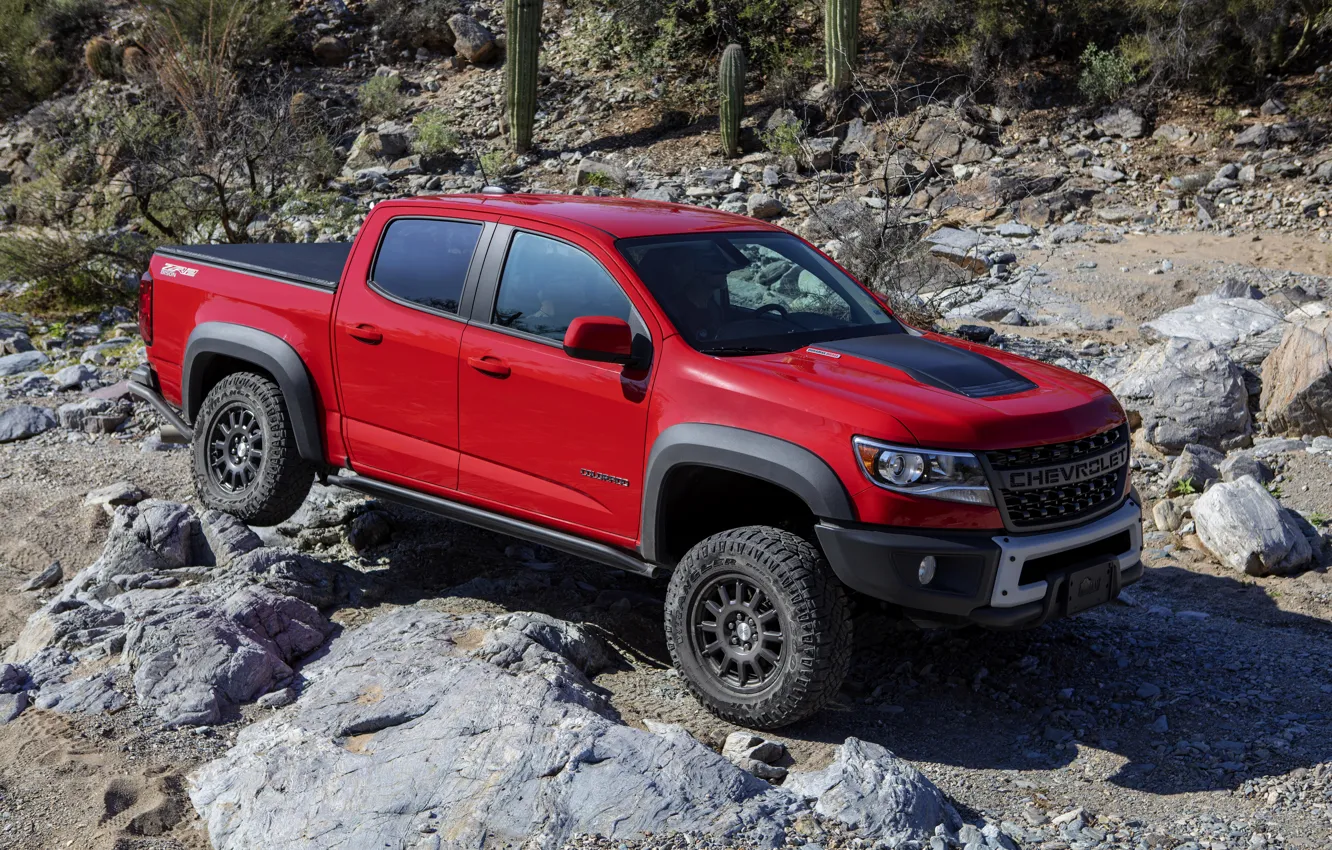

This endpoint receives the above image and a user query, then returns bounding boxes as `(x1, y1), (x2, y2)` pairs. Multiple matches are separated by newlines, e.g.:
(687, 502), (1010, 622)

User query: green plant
(358, 75), (406, 120)
(761, 121), (803, 158)
(0, 0), (105, 115)
(1307, 511), (1329, 526)
(478, 149), (512, 183)
(84, 35), (121, 79)
(142, 0), (291, 66)
(1213, 106), (1239, 126)
(411, 110), (459, 157)
(825, 0), (860, 91)
(719, 43), (745, 158)
(505, 0), (541, 152)
(1078, 43), (1138, 104)
(1170, 478), (1198, 496)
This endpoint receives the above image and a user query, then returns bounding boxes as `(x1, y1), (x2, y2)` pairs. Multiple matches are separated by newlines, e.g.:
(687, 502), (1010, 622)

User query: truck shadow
(792, 561), (1332, 796)
(351, 503), (1332, 798)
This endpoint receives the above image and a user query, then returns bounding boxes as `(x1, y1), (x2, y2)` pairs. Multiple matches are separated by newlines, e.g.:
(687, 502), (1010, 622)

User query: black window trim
(365, 215), (495, 324)
(470, 223), (650, 350)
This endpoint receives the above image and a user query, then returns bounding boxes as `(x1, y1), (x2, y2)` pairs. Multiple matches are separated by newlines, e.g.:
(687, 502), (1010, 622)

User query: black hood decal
(822, 334), (1038, 398)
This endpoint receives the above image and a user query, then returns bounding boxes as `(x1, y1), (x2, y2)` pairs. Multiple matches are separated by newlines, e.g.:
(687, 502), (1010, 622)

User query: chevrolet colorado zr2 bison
(130, 194), (1143, 728)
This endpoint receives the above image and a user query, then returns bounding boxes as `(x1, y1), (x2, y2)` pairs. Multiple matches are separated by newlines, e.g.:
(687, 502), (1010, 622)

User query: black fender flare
(183, 322), (323, 463)
(640, 423), (855, 564)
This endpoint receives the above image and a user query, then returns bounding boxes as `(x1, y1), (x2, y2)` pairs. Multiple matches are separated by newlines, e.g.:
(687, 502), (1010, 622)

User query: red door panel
(458, 324), (649, 542)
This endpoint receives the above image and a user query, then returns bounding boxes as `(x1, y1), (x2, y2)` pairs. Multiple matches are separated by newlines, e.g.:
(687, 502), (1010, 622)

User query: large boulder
(1261, 316), (1332, 437)
(0, 404), (57, 442)
(1110, 338), (1251, 451)
(447, 14), (496, 63)
(189, 608), (960, 850)
(1193, 476), (1313, 576)
(784, 738), (960, 843)
(1143, 297), (1284, 365)
(1095, 107), (1148, 139)
(4, 502), (363, 726)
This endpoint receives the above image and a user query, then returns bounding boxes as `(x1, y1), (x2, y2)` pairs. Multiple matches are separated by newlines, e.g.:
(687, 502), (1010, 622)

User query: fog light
(918, 555), (937, 586)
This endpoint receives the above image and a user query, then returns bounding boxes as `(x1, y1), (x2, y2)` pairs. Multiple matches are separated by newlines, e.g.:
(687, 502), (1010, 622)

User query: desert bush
(0, 0), (105, 115)
(84, 35), (121, 79)
(1077, 43), (1138, 103)
(411, 110), (459, 157)
(141, 0), (291, 66)
(358, 75), (406, 120)
(371, 0), (460, 51)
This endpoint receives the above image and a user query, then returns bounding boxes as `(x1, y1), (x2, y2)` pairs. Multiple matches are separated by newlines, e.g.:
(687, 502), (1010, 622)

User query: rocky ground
(1, 206), (1332, 849)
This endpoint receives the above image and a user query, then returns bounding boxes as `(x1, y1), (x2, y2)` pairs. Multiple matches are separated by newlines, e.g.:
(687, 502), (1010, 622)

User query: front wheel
(664, 526), (853, 729)
(191, 372), (315, 526)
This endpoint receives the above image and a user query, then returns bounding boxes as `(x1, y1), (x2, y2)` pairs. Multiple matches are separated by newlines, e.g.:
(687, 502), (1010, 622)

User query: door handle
(468, 355), (511, 378)
(347, 323), (383, 344)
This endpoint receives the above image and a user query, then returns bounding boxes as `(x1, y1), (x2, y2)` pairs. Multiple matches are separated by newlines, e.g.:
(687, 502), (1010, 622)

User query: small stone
(84, 481), (147, 512)
(257, 687), (297, 709)
(19, 561), (62, 592)
(53, 363), (98, 390)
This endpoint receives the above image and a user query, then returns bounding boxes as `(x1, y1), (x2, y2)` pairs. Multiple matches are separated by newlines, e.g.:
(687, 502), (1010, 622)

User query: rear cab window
(372, 218), (485, 315)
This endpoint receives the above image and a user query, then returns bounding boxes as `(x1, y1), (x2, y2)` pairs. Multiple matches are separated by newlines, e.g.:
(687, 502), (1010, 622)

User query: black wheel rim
(208, 401), (264, 494)
(689, 572), (785, 694)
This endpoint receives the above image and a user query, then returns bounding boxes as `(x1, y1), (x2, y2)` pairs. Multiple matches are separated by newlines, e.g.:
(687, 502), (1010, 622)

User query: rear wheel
(191, 372), (314, 526)
(664, 526), (852, 729)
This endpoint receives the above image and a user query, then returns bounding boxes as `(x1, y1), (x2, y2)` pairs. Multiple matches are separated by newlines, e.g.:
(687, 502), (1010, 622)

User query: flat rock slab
(0, 404), (57, 442)
(190, 608), (957, 850)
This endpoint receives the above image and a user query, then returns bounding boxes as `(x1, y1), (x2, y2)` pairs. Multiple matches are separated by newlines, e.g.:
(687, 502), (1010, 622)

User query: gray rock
(1090, 166), (1125, 183)
(19, 561), (62, 592)
(447, 14), (496, 63)
(747, 193), (786, 220)
(1110, 338), (1250, 451)
(57, 397), (132, 433)
(1144, 298), (1283, 355)
(0, 312), (26, 334)
(1261, 317), (1332, 437)
(1233, 124), (1270, 148)
(1164, 444), (1223, 493)
(632, 185), (682, 203)
(0, 691), (28, 724)
(0, 404), (57, 442)
(0, 349), (47, 376)
(784, 738), (960, 844)
(1152, 499), (1184, 533)
(189, 607), (800, 849)
(723, 731), (786, 765)
(1220, 451), (1272, 484)
(996, 222), (1034, 238)
(6, 503), (358, 726)
(575, 156), (628, 189)
(53, 363), (98, 390)
(1194, 476), (1313, 576)
(84, 481), (147, 512)
(0, 663), (26, 693)
(1095, 107), (1147, 139)
(312, 35), (350, 65)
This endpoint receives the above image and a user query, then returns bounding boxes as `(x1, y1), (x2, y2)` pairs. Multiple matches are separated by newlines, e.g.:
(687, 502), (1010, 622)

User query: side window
(493, 231), (631, 341)
(371, 218), (484, 315)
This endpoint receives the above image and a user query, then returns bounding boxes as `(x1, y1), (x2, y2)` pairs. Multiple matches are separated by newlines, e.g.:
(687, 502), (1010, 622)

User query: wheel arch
(183, 322), (323, 463)
(641, 423), (855, 565)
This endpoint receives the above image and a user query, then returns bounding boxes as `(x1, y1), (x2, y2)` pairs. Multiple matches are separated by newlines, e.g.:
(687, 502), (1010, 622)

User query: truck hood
(734, 332), (1124, 451)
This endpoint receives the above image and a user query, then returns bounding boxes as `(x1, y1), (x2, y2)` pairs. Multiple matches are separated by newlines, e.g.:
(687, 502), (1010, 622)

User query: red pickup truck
(131, 194), (1143, 728)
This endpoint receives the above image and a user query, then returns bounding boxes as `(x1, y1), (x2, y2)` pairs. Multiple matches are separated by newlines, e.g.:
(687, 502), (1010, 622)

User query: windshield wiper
(699, 344), (783, 356)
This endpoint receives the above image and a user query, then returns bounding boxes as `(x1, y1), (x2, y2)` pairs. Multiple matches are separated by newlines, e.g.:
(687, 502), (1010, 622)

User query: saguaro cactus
(719, 43), (745, 158)
(505, 0), (541, 153)
(825, 0), (860, 91)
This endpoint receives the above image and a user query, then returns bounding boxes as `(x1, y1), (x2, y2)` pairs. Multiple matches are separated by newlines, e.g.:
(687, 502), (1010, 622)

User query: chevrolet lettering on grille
(1000, 446), (1128, 491)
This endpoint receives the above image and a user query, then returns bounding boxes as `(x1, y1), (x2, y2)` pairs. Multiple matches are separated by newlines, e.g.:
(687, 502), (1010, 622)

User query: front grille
(987, 425), (1130, 531)
(986, 425), (1127, 470)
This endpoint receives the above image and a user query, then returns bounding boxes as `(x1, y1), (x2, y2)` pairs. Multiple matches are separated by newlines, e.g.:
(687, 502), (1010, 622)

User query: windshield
(617, 231), (902, 355)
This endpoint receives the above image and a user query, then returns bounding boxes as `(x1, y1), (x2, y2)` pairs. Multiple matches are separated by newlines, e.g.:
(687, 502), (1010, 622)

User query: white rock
(1193, 476), (1313, 576)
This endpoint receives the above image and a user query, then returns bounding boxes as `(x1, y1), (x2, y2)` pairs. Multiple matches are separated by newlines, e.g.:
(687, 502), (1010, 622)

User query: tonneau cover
(156, 242), (352, 289)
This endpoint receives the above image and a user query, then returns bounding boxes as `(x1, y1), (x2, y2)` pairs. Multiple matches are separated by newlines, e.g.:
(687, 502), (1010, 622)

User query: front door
(457, 226), (653, 543)
(334, 215), (490, 491)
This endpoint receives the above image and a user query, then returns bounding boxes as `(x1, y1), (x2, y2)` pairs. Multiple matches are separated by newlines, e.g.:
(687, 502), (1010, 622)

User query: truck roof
(393, 193), (788, 240)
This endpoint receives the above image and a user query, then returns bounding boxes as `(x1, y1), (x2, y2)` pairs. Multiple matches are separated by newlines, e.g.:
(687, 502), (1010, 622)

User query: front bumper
(815, 496), (1143, 629)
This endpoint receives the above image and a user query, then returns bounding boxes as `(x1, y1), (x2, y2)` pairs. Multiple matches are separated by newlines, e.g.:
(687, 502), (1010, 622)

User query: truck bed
(156, 242), (352, 290)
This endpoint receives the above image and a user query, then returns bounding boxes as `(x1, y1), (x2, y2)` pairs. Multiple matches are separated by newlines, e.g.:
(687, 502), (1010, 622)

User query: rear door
(334, 214), (495, 491)
(456, 222), (656, 543)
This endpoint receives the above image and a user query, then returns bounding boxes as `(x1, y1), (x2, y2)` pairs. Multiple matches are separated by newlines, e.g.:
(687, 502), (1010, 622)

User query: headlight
(853, 436), (994, 506)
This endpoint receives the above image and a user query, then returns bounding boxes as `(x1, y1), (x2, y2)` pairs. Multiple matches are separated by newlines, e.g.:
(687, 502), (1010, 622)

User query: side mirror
(563, 316), (634, 365)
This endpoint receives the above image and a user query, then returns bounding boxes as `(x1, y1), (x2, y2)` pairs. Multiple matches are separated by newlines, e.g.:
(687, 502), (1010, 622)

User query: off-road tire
(664, 526), (853, 729)
(191, 372), (315, 526)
